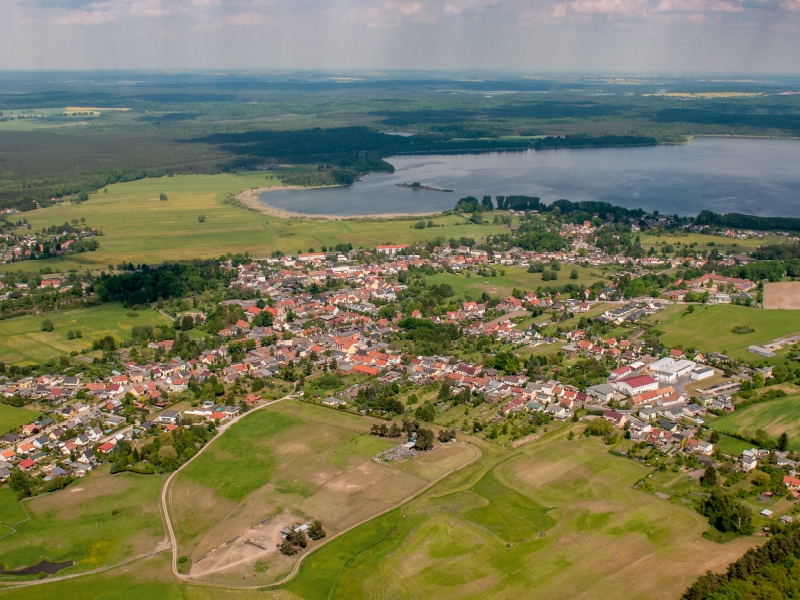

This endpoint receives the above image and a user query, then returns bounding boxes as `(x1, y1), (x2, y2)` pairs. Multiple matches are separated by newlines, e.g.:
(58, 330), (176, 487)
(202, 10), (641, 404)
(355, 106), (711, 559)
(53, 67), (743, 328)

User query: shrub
(41, 319), (54, 332)
(584, 419), (614, 437)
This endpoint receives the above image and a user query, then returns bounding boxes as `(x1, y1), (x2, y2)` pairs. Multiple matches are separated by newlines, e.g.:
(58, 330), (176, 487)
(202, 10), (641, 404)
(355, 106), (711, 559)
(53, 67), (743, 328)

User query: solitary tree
(415, 428), (435, 451)
(700, 466), (717, 488)
(777, 432), (790, 452)
(41, 319), (54, 332)
(159, 193), (168, 201)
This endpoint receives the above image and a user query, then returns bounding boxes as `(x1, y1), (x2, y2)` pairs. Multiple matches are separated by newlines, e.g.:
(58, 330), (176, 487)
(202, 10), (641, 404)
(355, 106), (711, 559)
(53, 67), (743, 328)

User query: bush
(41, 319), (54, 332)
(584, 419), (614, 437)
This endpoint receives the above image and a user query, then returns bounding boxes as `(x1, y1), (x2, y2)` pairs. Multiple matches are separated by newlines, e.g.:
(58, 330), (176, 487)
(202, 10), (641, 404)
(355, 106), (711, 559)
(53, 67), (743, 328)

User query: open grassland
(650, 304), (800, 362)
(0, 304), (171, 366)
(0, 405), (41, 434)
(0, 465), (166, 578)
(171, 401), (476, 586)
(710, 394), (800, 450)
(2, 173), (510, 273)
(427, 265), (606, 300)
(639, 231), (785, 253)
(281, 430), (755, 600)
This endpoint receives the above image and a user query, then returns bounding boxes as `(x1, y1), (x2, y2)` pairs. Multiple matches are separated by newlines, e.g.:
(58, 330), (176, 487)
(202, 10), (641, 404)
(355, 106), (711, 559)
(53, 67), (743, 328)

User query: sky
(1, 0), (799, 72)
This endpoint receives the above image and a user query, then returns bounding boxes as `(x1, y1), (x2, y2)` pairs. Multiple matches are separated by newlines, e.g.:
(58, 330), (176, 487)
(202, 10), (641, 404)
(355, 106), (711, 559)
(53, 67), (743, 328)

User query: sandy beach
(236, 186), (445, 221)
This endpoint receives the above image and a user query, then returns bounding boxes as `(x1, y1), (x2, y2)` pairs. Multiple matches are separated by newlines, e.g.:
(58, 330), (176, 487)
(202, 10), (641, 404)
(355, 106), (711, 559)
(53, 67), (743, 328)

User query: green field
(281, 429), (756, 600)
(0, 303), (172, 365)
(170, 401), (475, 586)
(0, 466), (166, 577)
(1, 173), (511, 273)
(0, 405), (41, 434)
(651, 304), (800, 362)
(640, 231), (786, 253)
(710, 394), (800, 450)
(427, 265), (606, 301)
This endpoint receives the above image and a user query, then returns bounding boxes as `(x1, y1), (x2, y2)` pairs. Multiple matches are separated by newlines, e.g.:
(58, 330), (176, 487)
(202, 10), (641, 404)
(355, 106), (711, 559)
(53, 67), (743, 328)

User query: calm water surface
(260, 137), (800, 217)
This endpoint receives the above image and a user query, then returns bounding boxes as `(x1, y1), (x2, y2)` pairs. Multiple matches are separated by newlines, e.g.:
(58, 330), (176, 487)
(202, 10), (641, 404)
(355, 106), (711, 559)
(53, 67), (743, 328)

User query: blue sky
(2, 0), (798, 71)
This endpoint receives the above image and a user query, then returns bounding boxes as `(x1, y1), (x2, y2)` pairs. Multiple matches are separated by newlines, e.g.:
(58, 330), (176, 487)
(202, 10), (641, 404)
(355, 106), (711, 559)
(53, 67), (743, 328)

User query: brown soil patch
(297, 462), (426, 531)
(764, 282), (800, 310)
(190, 511), (296, 578)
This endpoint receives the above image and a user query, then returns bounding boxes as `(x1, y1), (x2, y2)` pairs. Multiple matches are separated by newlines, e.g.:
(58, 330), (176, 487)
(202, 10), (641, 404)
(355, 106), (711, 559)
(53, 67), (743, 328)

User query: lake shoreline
(245, 136), (800, 219)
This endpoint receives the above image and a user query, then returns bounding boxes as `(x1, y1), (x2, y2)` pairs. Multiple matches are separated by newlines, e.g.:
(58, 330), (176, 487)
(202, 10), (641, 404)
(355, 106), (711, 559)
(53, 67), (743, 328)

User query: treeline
(531, 134), (657, 149)
(95, 261), (234, 306)
(683, 522), (800, 600)
(696, 210), (800, 233)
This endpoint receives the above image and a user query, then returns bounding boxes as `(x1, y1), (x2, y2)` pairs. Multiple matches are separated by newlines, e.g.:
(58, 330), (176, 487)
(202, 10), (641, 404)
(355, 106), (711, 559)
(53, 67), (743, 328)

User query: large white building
(613, 375), (658, 396)
(376, 244), (409, 256)
(653, 359), (697, 383)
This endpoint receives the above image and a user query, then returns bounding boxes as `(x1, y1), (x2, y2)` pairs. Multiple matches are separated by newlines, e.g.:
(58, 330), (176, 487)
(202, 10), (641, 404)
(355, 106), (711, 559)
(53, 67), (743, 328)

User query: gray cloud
(1, 0), (798, 71)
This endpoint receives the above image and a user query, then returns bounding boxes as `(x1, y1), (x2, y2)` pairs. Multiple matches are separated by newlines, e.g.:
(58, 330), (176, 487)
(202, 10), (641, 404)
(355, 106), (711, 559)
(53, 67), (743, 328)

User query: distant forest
(1, 71), (799, 213)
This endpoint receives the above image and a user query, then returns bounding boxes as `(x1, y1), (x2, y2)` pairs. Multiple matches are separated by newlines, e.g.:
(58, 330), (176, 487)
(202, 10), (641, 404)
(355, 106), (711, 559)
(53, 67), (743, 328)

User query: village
(2, 209), (797, 516)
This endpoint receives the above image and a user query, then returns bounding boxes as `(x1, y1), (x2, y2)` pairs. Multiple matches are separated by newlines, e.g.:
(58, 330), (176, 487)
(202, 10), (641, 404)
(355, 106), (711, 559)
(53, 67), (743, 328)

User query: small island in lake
(396, 181), (454, 192)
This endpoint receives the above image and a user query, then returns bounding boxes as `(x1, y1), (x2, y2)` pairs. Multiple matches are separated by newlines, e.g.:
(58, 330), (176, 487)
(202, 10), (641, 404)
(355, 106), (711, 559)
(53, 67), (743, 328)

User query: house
(602, 410), (628, 428)
(608, 365), (634, 380)
(322, 397), (346, 407)
(741, 453), (758, 472)
(21, 423), (40, 436)
(157, 410), (182, 425)
(783, 475), (800, 490)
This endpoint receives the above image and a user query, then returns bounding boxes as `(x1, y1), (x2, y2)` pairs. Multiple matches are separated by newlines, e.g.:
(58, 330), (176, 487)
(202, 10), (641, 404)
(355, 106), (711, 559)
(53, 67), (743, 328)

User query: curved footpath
(0, 391), (483, 593)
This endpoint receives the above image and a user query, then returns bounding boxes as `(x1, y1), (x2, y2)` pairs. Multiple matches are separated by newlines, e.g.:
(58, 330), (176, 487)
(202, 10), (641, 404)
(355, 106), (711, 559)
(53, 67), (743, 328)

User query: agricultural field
(0, 404), (42, 434)
(0, 303), (172, 366)
(169, 400), (477, 586)
(426, 265), (606, 301)
(709, 393), (800, 450)
(0, 465), (166, 578)
(1, 172), (511, 274)
(639, 231), (785, 253)
(649, 304), (800, 362)
(281, 429), (756, 600)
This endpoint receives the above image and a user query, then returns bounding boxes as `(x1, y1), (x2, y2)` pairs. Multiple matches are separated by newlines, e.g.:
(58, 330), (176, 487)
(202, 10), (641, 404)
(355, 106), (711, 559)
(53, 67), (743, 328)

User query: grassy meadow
(427, 265), (606, 300)
(1, 172), (511, 273)
(281, 429), (756, 600)
(0, 405), (41, 434)
(710, 393), (800, 450)
(0, 465), (166, 578)
(639, 231), (786, 254)
(649, 304), (800, 362)
(170, 401), (476, 586)
(0, 303), (171, 366)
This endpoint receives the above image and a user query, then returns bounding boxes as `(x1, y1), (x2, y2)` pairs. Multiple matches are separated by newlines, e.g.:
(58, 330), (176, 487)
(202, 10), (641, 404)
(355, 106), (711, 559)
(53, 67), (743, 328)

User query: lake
(259, 137), (800, 217)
